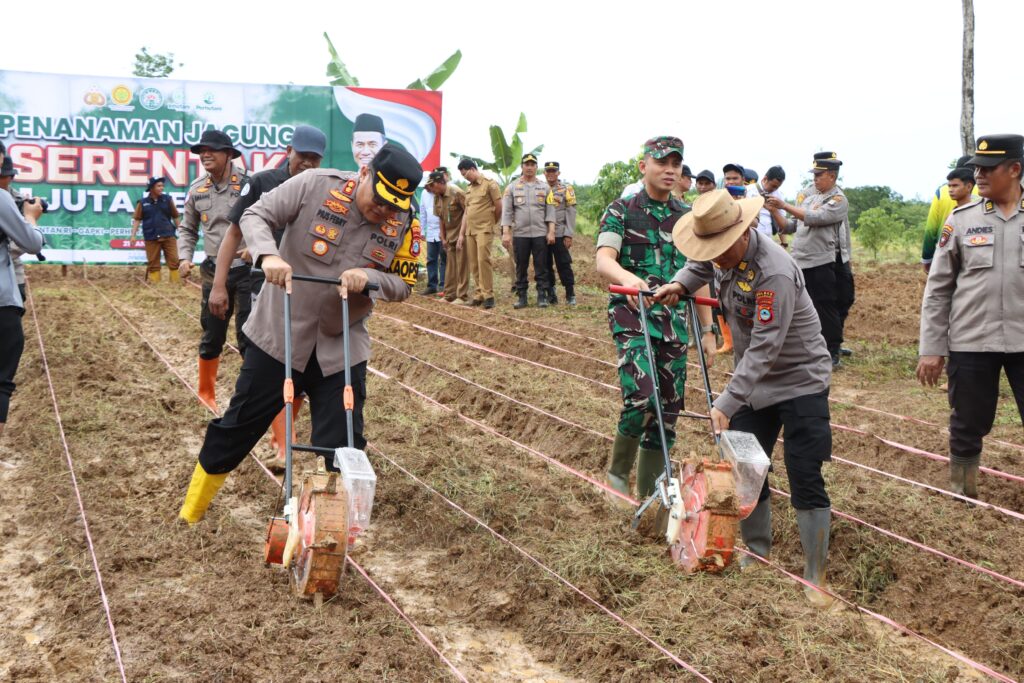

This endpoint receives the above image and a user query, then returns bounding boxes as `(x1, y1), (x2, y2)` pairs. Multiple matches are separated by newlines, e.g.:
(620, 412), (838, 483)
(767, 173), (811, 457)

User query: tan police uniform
(919, 195), (1024, 466)
(437, 183), (468, 302)
(501, 177), (555, 300)
(464, 175), (502, 302)
(179, 166), (254, 358)
(545, 177), (577, 302)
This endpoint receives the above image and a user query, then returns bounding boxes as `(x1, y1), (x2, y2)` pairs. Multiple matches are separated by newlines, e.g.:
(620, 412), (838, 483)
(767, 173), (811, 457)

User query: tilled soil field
(2, 262), (1021, 682)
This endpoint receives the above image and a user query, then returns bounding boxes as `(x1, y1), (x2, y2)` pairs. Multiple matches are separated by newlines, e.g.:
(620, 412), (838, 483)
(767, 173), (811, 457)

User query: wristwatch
(701, 324), (714, 334)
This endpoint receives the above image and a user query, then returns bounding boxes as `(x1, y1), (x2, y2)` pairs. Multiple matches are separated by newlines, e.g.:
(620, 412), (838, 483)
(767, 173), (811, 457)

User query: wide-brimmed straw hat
(672, 189), (764, 261)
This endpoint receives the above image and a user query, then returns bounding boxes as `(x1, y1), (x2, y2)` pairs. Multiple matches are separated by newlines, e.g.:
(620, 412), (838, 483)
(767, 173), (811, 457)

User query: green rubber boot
(950, 458), (979, 499)
(796, 507), (834, 609)
(635, 447), (665, 499)
(606, 432), (641, 496)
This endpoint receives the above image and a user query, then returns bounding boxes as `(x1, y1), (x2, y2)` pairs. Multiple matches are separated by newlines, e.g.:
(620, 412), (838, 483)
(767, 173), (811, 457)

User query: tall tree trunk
(960, 0), (975, 156)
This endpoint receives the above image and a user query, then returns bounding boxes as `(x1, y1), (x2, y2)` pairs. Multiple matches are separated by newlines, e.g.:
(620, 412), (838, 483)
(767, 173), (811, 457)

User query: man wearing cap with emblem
(595, 136), (714, 500)
(658, 189), (835, 607)
(178, 143), (423, 524)
(211, 124), (327, 465)
(768, 152), (853, 367)
(131, 176), (181, 283)
(178, 129), (251, 410)
(918, 134), (1024, 499)
(543, 161), (578, 306)
(502, 154), (556, 309)
(457, 158), (502, 308)
(425, 170), (468, 304)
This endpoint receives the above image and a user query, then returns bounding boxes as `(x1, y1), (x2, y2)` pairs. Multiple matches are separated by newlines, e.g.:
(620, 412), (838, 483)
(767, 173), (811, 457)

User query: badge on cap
(312, 239), (329, 256)
(756, 290), (775, 324)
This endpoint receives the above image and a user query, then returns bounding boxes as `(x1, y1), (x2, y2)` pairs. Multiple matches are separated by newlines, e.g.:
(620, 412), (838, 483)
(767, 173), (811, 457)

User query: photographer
(0, 141), (45, 437)
(0, 157), (26, 300)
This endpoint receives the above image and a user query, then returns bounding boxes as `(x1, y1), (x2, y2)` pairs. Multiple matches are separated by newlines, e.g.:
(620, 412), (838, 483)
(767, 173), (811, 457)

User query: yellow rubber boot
(716, 315), (733, 354)
(168, 269), (180, 284)
(178, 462), (229, 525)
(147, 270), (161, 284)
(197, 357), (220, 411)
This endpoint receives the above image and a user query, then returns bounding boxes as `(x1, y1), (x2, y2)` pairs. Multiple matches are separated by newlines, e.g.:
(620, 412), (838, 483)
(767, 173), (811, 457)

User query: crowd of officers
(3, 118), (1020, 605)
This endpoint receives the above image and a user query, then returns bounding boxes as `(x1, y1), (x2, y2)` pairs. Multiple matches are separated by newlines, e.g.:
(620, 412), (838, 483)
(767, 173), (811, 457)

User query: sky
(3, 0), (1021, 200)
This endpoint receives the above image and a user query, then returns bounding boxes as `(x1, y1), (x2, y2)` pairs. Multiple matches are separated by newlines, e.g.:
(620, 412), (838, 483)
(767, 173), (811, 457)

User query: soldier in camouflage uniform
(594, 136), (715, 497)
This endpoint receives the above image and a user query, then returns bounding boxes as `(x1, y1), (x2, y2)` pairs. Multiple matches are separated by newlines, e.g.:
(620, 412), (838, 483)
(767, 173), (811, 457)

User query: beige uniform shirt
(501, 177), (555, 238)
(919, 196), (1024, 356)
(435, 184), (466, 243)
(672, 229), (832, 417)
(783, 186), (850, 268)
(240, 169), (418, 373)
(464, 177), (502, 235)
(545, 181), (577, 238)
(178, 166), (249, 265)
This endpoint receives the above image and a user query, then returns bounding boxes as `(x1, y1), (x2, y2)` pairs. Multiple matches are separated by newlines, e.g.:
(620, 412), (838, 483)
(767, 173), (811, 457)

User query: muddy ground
(1, 260), (1020, 682)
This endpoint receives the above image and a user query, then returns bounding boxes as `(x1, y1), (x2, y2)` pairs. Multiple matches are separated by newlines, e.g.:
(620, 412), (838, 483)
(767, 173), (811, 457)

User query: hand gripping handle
(607, 284), (719, 308)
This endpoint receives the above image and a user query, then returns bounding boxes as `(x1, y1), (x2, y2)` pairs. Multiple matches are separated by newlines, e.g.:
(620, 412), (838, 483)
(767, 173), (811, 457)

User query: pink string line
(25, 283), (128, 683)
(372, 333), (1024, 524)
(420, 299), (1024, 453)
(100, 279), (464, 677)
(398, 300), (617, 367)
(137, 276), (241, 355)
(384, 309), (1024, 485)
(733, 548), (1017, 683)
(366, 367), (634, 504)
(375, 313), (620, 391)
(87, 278), (277, 483)
(345, 557), (470, 683)
(365, 443), (710, 681)
(768, 488), (1024, 590)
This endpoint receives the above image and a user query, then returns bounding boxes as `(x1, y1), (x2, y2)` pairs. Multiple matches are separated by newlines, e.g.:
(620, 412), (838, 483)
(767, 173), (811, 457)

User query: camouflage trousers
(609, 302), (688, 451)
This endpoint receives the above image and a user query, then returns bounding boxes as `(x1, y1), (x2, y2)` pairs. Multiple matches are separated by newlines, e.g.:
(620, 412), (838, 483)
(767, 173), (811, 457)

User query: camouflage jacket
(598, 189), (690, 341)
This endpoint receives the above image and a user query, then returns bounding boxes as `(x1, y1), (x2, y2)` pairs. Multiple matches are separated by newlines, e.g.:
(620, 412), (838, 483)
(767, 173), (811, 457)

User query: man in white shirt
(757, 166), (788, 248)
(420, 184), (446, 295)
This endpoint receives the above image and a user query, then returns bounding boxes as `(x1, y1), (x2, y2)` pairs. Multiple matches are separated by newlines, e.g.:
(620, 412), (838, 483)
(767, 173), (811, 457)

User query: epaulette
(951, 199), (983, 215)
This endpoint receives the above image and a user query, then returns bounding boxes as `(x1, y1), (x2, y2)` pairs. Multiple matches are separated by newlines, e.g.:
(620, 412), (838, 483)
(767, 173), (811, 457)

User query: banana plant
(324, 33), (461, 91)
(453, 113), (543, 187)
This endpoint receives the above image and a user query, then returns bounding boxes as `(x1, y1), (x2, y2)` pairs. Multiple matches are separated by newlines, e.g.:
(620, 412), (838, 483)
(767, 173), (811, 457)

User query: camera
(14, 195), (49, 215)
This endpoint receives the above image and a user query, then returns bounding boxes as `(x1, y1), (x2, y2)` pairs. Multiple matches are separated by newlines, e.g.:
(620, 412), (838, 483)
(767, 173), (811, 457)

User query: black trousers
(546, 238), (575, 296)
(802, 260), (842, 357)
(198, 344), (366, 474)
(730, 390), (832, 510)
(836, 257), (855, 334)
(947, 351), (1024, 464)
(513, 236), (551, 295)
(200, 259), (252, 359)
(0, 306), (25, 423)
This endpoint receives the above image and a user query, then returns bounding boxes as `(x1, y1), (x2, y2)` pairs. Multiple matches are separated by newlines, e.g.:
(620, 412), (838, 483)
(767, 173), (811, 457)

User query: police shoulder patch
(565, 186), (576, 205)
(755, 290), (775, 324)
(938, 224), (954, 248)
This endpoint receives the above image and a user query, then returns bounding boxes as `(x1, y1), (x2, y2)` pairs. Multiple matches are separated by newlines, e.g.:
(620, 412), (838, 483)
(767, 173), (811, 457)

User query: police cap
(967, 134), (1024, 167)
(370, 143), (422, 211)
(544, 161), (560, 171)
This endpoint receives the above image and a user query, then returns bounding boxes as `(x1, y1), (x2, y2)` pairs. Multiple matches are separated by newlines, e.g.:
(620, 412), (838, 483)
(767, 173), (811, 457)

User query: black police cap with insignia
(967, 134), (1024, 167)
(810, 151), (842, 173)
(522, 153), (538, 164)
(544, 161), (560, 171)
(427, 170), (446, 184)
(370, 143), (423, 211)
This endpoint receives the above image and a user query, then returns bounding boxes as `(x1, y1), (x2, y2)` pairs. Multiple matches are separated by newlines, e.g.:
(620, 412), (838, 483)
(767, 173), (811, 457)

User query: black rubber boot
(513, 291), (528, 309)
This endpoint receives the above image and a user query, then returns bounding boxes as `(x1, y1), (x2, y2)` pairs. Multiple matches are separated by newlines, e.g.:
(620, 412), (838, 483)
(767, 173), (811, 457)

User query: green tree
(132, 48), (181, 78)
(451, 113), (543, 187)
(324, 32), (461, 90)
(856, 204), (907, 260)
(844, 185), (902, 229)
(578, 155), (642, 222)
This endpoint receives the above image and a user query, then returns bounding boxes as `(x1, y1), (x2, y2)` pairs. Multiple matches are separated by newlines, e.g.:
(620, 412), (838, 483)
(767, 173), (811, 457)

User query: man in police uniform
(768, 152), (853, 367)
(211, 124), (327, 464)
(595, 136), (714, 499)
(178, 129), (251, 410)
(502, 154), (555, 309)
(543, 161), (577, 306)
(426, 170), (469, 304)
(918, 134), (1024, 499)
(660, 189), (835, 607)
(178, 144), (422, 524)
